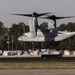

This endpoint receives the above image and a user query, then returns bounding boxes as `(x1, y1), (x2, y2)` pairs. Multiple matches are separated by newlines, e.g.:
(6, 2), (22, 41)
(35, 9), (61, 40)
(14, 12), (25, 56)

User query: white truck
(41, 50), (62, 59)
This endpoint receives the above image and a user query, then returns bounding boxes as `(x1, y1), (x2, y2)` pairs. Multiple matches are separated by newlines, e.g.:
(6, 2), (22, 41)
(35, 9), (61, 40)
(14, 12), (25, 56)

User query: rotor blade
(10, 13), (32, 17)
(40, 16), (75, 20)
(37, 12), (53, 17)
(10, 12), (52, 17)
(56, 16), (75, 19)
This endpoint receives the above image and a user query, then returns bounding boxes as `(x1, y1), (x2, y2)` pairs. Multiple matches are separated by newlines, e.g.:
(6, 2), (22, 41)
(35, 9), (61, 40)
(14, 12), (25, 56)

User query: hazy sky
(0, 0), (75, 27)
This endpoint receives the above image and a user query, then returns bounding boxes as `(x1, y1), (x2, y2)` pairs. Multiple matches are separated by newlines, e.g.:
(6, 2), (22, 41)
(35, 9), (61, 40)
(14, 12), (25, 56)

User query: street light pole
(7, 35), (10, 51)
(12, 35), (13, 51)
(22, 23), (25, 52)
(7, 28), (10, 51)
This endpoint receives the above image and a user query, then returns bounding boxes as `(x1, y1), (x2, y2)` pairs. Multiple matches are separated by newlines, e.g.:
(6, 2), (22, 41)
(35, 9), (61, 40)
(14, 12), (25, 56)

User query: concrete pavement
(0, 69), (75, 75)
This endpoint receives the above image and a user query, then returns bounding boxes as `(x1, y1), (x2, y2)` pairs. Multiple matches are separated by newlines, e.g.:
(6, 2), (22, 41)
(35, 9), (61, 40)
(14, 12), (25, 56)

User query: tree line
(0, 21), (75, 51)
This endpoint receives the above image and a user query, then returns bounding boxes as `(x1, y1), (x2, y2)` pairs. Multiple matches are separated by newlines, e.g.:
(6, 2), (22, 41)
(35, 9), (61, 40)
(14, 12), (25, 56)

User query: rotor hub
(32, 12), (38, 17)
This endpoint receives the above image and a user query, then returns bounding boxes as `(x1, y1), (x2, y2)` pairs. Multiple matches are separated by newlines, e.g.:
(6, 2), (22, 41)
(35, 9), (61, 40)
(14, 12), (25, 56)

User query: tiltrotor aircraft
(11, 12), (75, 42)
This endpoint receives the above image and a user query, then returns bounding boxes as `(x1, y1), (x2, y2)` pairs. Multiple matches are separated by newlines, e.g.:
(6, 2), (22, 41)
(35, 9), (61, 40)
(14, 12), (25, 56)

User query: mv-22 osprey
(10, 12), (75, 42)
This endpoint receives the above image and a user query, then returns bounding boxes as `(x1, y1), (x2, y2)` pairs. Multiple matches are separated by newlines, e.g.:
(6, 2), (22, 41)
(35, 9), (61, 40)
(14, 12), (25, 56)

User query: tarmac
(0, 69), (75, 75)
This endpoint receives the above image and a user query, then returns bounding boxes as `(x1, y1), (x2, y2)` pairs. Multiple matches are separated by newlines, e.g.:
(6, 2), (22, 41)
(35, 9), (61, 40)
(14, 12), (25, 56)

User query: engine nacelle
(48, 20), (55, 30)
(29, 18), (37, 38)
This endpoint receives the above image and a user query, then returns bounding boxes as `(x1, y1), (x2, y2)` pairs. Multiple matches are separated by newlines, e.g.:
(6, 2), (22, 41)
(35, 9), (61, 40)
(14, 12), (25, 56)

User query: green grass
(0, 61), (75, 69)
